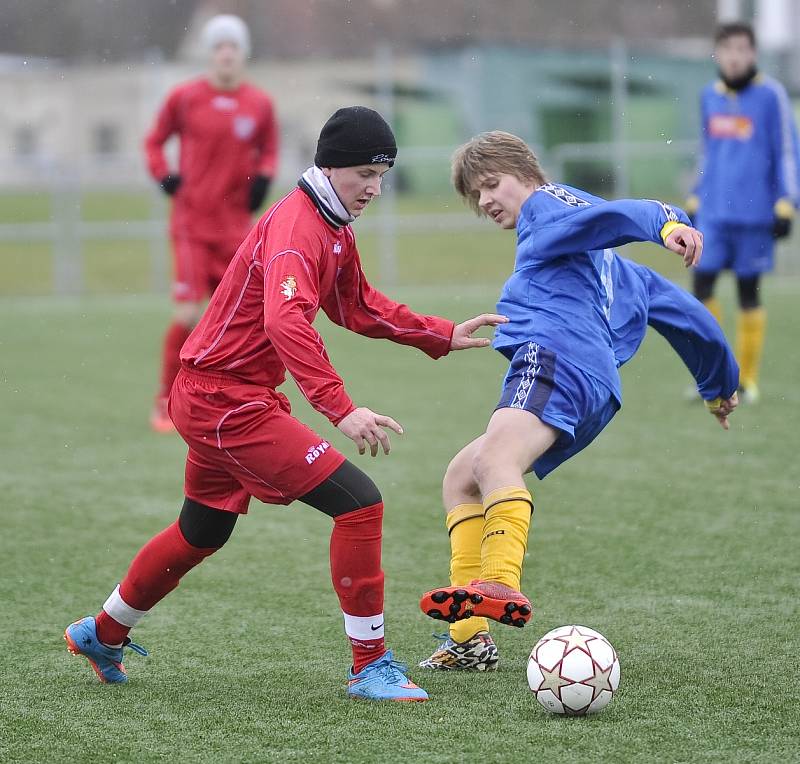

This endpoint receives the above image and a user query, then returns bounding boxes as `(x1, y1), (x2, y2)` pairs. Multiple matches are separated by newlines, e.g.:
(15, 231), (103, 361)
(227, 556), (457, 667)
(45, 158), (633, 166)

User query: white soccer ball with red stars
(527, 624), (620, 715)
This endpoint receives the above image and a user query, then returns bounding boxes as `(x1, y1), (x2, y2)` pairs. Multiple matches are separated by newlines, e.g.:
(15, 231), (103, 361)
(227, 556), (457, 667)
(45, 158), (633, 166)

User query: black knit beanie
(314, 106), (397, 168)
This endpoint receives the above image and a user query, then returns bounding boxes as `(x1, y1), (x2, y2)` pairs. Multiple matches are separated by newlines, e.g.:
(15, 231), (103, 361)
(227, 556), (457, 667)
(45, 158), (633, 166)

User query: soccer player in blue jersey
(686, 22), (800, 403)
(418, 131), (739, 671)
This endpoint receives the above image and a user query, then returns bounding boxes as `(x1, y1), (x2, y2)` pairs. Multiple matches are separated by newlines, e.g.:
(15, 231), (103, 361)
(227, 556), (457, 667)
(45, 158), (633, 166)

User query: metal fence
(1, 141), (796, 296)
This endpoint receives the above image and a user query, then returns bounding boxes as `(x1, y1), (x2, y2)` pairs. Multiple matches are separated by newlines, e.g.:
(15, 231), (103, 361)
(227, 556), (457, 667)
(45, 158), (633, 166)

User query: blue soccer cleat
(64, 616), (148, 684)
(347, 650), (429, 702)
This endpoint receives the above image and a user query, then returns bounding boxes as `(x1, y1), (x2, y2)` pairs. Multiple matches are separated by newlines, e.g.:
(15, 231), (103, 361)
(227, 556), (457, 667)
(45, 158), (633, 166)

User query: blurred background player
(686, 21), (800, 404)
(417, 132), (739, 670)
(145, 14), (279, 431)
(65, 107), (505, 701)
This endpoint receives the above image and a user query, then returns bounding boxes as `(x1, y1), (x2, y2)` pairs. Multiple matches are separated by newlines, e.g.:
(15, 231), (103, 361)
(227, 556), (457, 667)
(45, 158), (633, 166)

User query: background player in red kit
(65, 107), (506, 702)
(144, 14), (279, 432)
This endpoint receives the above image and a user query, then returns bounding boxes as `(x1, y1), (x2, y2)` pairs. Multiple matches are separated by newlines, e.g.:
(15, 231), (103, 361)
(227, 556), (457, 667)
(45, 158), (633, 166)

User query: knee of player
(179, 498), (238, 548)
(470, 444), (500, 486)
(443, 453), (467, 490)
(341, 465), (382, 510)
(443, 455), (478, 504)
(355, 475), (382, 510)
(299, 461), (383, 517)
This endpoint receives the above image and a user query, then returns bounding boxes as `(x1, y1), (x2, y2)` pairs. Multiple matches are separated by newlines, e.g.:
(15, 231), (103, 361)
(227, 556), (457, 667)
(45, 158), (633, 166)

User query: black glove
(772, 216), (792, 239)
(160, 174), (182, 196)
(249, 175), (271, 212)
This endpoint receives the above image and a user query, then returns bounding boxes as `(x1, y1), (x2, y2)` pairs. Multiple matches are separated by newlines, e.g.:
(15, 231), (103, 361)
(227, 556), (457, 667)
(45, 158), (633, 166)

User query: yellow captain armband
(774, 197), (795, 219)
(660, 220), (688, 245)
(704, 397), (723, 411)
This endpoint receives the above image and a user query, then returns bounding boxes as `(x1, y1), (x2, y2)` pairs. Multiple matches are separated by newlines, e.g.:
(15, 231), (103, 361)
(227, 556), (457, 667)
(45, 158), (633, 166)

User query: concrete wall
(0, 55), (421, 187)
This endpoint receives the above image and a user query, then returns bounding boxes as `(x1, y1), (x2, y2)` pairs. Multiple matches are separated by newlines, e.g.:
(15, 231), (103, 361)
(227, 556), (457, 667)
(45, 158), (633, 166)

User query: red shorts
(168, 368), (346, 514)
(171, 233), (244, 303)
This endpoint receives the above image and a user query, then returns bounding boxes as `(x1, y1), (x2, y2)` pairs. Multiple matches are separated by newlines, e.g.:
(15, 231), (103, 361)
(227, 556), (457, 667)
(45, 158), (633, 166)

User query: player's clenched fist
(665, 225), (704, 268)
(451, 313), (509, 350)
(337, 407), (404, 457)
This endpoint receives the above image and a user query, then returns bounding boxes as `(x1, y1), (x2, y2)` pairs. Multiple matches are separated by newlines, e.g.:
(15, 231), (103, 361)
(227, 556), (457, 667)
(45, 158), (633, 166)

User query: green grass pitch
(0, 266), (799, 760)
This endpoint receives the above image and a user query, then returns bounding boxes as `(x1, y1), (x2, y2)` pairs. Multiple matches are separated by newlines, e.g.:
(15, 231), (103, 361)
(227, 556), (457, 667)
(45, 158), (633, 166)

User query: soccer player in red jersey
(145, 14), (279, 432)
(65, 106), (506, 701)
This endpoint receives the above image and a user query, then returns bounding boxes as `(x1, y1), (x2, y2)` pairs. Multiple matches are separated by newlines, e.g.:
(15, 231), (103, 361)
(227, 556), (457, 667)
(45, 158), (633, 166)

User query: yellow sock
(480, 487), (534, 591)
(703, 297), (723, 325)
(736, 308), (766, 388)
(446, 504), (490, 643)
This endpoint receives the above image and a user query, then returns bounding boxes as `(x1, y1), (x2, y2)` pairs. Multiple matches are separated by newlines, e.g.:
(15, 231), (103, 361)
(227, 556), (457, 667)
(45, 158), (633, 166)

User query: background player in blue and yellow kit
(416, 132), (739, 670)
(687, 22), (800, 403)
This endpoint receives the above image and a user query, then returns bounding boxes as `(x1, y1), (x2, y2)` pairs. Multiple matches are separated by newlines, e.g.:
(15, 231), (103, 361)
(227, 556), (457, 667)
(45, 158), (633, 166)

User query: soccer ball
(527, 624), (620, 715)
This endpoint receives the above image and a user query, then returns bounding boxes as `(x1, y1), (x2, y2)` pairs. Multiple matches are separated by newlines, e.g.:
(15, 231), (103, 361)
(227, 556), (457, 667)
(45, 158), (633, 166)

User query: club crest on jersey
(280, 275), (297, 301)
(305, 440), (331, 464)
(233, 115), (256, 139)
(333, 241), (342, 255)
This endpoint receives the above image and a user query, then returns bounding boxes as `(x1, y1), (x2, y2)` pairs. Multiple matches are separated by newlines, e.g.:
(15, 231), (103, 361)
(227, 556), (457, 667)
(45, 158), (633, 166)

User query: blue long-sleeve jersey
(493, 183), (739, 403)
(694, 76), (800, 225)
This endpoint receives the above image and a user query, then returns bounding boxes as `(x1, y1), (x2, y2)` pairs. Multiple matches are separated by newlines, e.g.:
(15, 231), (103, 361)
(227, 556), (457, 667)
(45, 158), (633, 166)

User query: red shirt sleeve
(144, 89), (181, 181)
(262, 243), (355, 425)
(256, 97), (279, 179)
(322, 236), (454, 358)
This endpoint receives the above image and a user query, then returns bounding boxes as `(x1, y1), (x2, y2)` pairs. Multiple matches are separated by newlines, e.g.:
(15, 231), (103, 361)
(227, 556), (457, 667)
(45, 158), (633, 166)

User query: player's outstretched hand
(337, 407), (403, 457)
(665, 225), (703, 268)
(705, 392), (739, 430)
(451, 314), (509, 350)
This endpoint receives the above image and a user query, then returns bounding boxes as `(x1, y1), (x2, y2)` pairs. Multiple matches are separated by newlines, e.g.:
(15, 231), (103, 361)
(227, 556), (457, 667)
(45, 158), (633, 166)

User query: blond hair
(451, 131), (546, 214)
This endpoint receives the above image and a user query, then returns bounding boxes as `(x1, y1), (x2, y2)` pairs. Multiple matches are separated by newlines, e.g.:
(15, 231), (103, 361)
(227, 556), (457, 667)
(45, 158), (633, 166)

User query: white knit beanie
(202, 14), (251, 58)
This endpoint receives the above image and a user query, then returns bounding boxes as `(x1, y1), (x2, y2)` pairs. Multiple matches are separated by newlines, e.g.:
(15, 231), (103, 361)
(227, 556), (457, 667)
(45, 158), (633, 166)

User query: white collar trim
(301, 166), (355, 225)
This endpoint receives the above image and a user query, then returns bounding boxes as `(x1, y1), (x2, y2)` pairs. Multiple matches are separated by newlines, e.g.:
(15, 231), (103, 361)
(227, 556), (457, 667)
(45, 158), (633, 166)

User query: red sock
(158, 322), (192, 399)
(95, 520), (218, 646)
(330, 502), (386, 673)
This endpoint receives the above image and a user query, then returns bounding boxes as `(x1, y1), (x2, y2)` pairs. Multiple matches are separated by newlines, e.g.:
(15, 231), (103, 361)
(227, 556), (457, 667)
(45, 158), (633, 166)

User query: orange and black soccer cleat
(419, 579), (533, 628)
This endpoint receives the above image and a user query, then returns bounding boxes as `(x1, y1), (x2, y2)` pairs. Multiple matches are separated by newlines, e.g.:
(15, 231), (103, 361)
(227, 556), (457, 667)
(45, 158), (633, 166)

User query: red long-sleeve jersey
(181, 187), (455, 424)
(144, 77), (279, 242)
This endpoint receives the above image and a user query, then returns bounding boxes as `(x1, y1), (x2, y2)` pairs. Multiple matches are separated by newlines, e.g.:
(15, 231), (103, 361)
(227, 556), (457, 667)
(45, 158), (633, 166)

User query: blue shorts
(696, 221), (774, 277)
(496, 342), (620, 479)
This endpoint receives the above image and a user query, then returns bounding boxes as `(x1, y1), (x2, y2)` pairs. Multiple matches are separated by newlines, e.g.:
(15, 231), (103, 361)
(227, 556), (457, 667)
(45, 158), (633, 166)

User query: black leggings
(298, 460), (382, 516)
(693, 272), (761, 310)
(178, 499), (238, 548)
(178, 461), (381, 548)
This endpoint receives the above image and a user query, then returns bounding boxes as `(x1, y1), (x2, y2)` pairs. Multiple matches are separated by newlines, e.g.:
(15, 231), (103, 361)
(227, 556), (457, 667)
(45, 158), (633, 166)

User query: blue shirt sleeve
(644, 269), (739, 400)
(520, 197), (691, 261)
(692, 88), (710, 198)
(766, 81), (800, 206)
